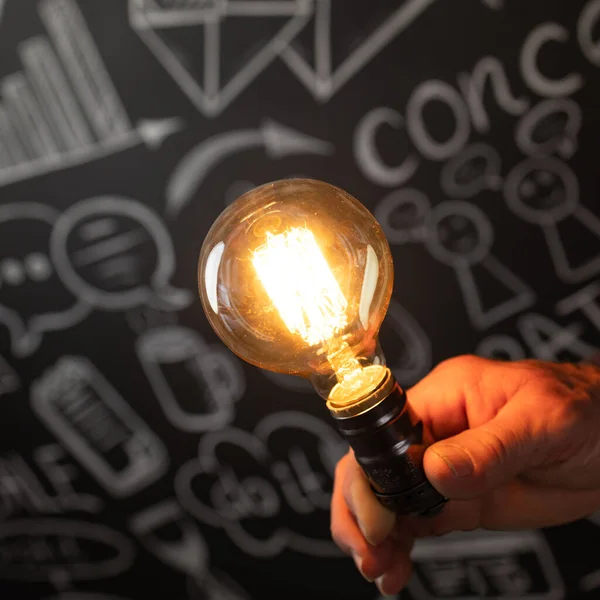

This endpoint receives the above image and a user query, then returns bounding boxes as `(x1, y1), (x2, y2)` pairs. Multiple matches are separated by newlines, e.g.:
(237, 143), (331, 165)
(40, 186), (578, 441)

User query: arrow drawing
(0, 117), (184, 189)
(137, 117), (184, 150)
(166, 120), (334, 217)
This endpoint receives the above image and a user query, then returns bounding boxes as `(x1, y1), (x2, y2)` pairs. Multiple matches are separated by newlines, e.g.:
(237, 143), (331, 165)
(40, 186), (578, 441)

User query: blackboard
(0, 1), (600, 599)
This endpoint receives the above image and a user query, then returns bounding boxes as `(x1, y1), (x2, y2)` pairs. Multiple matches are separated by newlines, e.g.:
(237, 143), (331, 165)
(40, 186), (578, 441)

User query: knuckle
(536, 370), (567, 394)
(478, 425), (511, 469)
(435, 354), (484, 375)
(554, 393), (591, 430)
(524, 372), (597, 456)
(434, 355), (493, 396)
(517, 364), (550, 388)
(522, 361), (583, 397)
(529, 372), (594, 430)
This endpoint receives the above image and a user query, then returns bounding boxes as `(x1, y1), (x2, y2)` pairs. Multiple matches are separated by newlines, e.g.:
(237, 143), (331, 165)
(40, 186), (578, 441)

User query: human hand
(330, 355), (600, 596)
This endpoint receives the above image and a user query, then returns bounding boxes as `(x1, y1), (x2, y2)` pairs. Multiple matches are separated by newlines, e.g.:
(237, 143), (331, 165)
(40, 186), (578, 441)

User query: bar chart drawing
(0, 0), (182, 189)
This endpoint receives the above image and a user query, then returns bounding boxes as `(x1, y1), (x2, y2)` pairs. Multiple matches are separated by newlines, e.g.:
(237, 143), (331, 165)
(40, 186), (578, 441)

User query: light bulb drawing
(440, 143), (503, 199)
(199, 178), (446, 517)
(423, 200), (536, 331)
(515, 98), (582, 160)
(504, 157), (600, 284)
(374, 188), (430, 245)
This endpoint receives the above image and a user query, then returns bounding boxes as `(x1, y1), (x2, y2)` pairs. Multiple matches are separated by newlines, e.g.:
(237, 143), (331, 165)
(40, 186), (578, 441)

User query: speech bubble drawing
(0, 203), (91, 358)
(0, 518), (135, 583)
(440, 143), (503, 199)
(50, 197), (192, 312)
(175, 412), (346, 558)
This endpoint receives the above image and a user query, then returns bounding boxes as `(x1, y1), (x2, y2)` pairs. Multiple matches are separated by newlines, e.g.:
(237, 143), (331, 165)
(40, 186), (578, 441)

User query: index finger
(406, 355), (517, 442)
(342, 449), (397, 547)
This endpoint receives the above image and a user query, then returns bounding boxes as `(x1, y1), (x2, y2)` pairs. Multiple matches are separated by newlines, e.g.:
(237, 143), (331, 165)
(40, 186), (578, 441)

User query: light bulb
(198, 179), (446, 516)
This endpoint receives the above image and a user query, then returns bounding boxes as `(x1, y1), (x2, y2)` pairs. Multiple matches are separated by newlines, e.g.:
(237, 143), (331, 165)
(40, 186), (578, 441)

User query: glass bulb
(198, 179), (394, 408)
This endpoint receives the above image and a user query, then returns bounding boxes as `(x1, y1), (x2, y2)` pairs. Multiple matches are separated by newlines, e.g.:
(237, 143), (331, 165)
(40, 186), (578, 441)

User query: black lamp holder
(328, 371), (447, 517)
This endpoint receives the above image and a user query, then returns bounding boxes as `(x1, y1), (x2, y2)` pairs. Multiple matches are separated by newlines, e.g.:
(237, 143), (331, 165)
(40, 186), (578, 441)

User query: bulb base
(328, 371), (447, 517)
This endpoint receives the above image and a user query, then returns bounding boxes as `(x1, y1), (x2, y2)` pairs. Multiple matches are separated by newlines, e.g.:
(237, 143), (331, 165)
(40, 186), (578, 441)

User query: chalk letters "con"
(520, 23), (584, 98)
(355, 56), (526, 184)
(579, 0), (600, 66)
(356, 0), (600, 187)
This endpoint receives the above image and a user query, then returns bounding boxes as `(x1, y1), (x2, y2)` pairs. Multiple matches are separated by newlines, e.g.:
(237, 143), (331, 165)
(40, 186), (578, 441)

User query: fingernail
(352, 552), (373, 582)
(375, 574), (393, 596)
(433, 445), (474, 478)
(357, 520), (376, 547)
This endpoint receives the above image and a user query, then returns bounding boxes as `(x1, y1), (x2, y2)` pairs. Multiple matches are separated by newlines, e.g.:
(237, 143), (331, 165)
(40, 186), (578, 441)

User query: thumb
(424, 411), (536, 500)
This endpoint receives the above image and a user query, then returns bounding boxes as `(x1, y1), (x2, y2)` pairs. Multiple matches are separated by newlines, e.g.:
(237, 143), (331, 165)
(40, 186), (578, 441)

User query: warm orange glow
(252, 227), (348, 346)
(252, 226), (385, 404)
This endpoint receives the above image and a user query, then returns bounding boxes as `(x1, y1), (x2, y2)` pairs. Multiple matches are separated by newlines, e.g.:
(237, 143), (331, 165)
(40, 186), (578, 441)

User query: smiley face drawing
(425, 201), (493, 267)
(504, 157), (579, 226)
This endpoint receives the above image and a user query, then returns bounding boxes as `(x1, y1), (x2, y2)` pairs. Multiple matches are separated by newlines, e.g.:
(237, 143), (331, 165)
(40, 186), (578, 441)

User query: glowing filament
(252, 227), (348, 346)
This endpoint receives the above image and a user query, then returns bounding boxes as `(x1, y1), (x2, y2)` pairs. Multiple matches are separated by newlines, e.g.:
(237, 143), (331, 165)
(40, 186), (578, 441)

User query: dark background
(0, 1), (599, 599)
